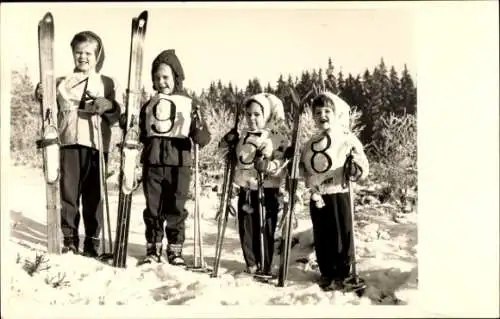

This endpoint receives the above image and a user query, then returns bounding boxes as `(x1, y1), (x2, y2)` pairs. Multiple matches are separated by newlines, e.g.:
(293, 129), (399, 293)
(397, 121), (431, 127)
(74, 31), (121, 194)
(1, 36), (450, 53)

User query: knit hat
(70, 31), (105, 72)
(151, 49), (185, 92)
(311, 91), (351, 130)
(243, 93), (285, 124)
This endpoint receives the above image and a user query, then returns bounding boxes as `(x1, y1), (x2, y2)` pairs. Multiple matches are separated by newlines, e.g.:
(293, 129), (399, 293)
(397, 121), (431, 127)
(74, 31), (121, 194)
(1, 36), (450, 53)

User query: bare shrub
(45, 272), (70, 288)
(23, 252), (50, 276)
(368, 113), (417, 209)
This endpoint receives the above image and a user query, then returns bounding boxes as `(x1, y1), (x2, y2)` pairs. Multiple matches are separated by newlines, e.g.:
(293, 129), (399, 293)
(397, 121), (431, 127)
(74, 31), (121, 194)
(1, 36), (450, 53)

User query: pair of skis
(112, 11), (148, 268)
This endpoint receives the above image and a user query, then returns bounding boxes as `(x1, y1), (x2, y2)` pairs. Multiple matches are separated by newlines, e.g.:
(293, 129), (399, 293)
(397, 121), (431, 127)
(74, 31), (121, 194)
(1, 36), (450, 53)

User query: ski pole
(188, 102), (210, 273)
(257, 172), (267, 275)
(212, 97), (241, 277)
(212, 164), (233, 277)
(193, 140), (199, 267)
(344, 147), (366, 295)
(94, 115), (113, 256)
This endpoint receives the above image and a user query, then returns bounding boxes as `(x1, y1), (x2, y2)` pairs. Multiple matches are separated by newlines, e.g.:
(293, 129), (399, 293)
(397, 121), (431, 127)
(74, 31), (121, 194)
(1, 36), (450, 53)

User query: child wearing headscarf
(220, 93), (288, 276)
(298, 91), (369, 290)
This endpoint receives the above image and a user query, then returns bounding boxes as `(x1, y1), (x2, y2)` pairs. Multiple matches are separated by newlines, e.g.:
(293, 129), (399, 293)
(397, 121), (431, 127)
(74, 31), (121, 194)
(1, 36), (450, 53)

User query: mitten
(35, 82), (43, 102)
(284, 146), (294, 160)
(343, 152), (363, 182)
(89, 97), (113, 115)
(222, 128), (239, 147)
(254, 156), (271, 173)
(118, 114), (127, 130)
(284, 146), (296, 172)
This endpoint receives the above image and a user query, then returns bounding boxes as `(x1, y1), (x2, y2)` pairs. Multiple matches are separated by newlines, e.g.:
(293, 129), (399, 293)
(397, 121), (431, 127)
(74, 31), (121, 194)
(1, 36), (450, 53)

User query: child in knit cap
(137, 49), (211, 265)
(35, 31), (123, 257)
(298, 91), (369, 290)
(220, 93), (288, 276)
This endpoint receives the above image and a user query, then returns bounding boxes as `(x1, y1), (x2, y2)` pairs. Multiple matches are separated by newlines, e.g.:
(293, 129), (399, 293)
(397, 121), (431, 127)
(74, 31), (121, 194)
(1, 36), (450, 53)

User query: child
(221, 93), (288, 276)
(298, 91), (369, 290)
(137, 49), (211, 265)
(35, 31), (124, 257)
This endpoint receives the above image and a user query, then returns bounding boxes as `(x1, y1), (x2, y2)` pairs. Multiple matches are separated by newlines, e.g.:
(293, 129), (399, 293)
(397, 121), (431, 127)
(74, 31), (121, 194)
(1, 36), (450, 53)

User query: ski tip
(138, 10), (148, 22)
(288, 87), (300, 107)
(42, 12), (53, 23)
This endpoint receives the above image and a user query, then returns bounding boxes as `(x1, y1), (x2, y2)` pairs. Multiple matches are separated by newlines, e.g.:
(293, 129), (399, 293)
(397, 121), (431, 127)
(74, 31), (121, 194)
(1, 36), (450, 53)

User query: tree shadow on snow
(10, 209), (146, 264)
(358, 266), (418, 305)
(10, 210), (48, 248)
(199, 230), (243, 255)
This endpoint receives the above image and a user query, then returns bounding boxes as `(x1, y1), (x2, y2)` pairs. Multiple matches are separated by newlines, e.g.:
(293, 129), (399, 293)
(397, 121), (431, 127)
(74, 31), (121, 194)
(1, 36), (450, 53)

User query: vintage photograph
(1, 1), (495, 317)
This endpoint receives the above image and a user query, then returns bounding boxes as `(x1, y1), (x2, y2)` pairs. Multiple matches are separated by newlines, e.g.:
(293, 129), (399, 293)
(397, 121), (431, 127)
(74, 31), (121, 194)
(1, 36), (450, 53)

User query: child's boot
(62, 236), (79, 254)
(166, 244), (185, 266)
(82, 236), (100, 258)
(140, 243), (163, 264)
(318, 275), (333, 290)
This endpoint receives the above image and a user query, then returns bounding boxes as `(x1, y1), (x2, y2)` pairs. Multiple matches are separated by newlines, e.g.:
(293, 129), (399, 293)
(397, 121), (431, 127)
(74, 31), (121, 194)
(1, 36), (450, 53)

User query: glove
(254, 155), (271, 173)
(284, 146), (294, 160)
(35, 82), (43, 102)
(119, 114), (127, 130)
(344, 152), (363, 182)
(222, 128), (239, 147)
(88, 97), (114, 115)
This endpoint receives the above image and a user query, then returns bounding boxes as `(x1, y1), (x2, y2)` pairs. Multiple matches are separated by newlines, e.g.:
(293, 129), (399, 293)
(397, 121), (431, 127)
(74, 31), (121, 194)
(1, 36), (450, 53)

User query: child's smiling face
(153, 63), (175, 94)
(72, 40), (99, 73)
(245, 102), (266, 131)
(313, 105), (336, 131)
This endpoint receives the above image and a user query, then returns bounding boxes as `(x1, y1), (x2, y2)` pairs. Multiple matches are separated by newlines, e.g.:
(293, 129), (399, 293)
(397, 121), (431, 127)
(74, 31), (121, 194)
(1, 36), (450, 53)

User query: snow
(3, 164), (418, 316)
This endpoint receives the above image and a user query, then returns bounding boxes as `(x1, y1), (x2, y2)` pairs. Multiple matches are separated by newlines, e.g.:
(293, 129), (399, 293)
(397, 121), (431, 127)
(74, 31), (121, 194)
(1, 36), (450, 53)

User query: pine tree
(252, 78), (263, 94)
(340, 73), (355, 106)
(265, 82), (273, 93)
(400, 64), (417, 114)
(275, 74), (287, 100)
(337, 70), (345, 97)
(245, 79), (254, 96)
(325, 57), (337, 93)
(389, 65), (403, 115)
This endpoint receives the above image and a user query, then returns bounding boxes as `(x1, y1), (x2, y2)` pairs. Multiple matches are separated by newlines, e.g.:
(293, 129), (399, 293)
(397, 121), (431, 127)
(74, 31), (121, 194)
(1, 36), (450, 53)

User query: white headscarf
(243, 93), (285, 124)
(313, 91), (351, 131)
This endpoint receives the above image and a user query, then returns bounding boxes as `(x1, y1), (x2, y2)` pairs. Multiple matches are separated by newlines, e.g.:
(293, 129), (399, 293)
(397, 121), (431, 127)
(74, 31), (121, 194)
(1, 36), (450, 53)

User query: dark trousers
(237, 187), (280, 273)
(142, 165), (191, 246)
(310, 192), (353, 280)
(60, 145), (108, 250)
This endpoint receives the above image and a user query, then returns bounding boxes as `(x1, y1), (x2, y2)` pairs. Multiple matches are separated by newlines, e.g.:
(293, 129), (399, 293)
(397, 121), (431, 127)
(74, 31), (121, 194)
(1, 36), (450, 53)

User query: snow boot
(166, 244), (186, 266)
(138, 243), (163, 265)
(62, 236), (79, 254)
(62, 244), (78, 254)
(318, 275), (334, 290)
(82, 237), (100, 258)
(246, 265), (258, 274)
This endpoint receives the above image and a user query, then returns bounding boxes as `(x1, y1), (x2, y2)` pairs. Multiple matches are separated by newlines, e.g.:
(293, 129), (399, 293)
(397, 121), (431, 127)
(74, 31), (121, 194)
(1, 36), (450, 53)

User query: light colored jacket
(300, 129), (369, 194)
(233, 129), (288, 190)
(56, 71), (123, 153)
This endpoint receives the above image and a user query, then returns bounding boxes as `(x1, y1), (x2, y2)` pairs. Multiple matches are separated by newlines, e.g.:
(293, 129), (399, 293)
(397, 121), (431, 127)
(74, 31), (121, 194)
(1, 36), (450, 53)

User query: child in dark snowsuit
(221, 93), (288, 275)
(35, 31), (123, 257)
(138, 49), (211, 265)
(298, 91), (369, 290)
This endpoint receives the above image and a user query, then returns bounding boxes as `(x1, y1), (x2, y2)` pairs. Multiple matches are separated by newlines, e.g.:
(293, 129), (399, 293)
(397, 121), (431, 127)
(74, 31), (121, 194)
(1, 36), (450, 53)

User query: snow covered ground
(3, 164), (418, 315)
